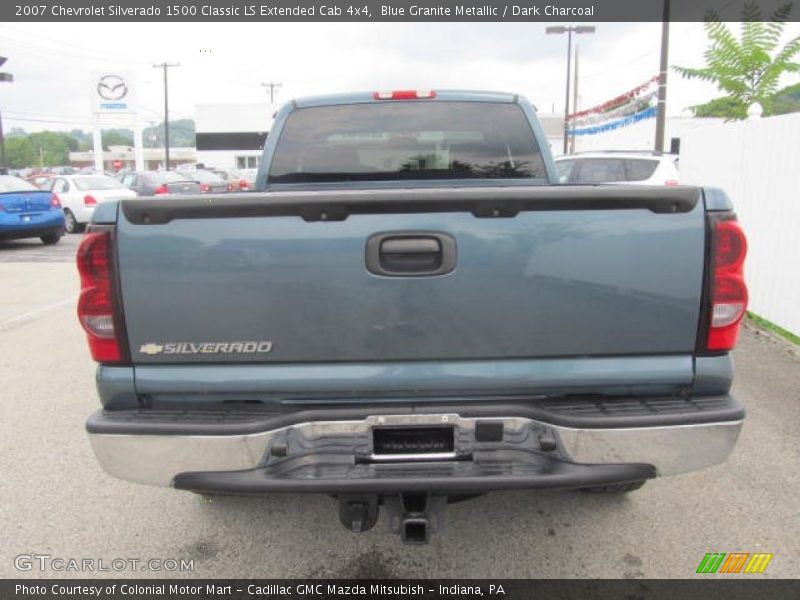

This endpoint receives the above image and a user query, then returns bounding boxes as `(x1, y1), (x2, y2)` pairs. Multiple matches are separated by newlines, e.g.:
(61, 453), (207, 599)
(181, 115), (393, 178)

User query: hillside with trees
(3, 119), (195, 168)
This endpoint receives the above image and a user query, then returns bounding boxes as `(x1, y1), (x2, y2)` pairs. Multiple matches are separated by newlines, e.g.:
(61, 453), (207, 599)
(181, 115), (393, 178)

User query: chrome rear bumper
(87, 409), (743, 489)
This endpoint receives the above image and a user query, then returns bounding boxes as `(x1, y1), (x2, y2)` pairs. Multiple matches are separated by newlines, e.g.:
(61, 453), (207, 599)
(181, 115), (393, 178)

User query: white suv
(555, 151), (680, 186)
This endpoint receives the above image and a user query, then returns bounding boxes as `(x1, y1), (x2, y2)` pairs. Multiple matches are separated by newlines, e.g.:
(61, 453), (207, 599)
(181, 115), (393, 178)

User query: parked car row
(21, 166), (257, 194)
(1, 165), (261, 244)
(6, 148), (682, 246)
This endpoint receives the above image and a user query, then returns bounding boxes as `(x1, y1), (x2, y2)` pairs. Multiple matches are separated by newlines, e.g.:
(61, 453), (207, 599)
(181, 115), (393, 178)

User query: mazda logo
(97, 75), (128, 101)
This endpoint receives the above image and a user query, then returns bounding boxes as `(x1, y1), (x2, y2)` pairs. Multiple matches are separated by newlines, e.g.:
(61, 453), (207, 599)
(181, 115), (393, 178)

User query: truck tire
(581, 480), (647, 494)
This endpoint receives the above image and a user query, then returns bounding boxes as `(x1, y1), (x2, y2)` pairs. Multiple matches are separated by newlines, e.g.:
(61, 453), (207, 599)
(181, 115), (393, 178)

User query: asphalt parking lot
(1, 234), (798, 579)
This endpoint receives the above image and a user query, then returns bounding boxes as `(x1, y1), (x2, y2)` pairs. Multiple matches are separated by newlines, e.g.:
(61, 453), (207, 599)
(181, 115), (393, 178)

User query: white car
(555, 151), (680, 186)
(48, 174), (137, 233)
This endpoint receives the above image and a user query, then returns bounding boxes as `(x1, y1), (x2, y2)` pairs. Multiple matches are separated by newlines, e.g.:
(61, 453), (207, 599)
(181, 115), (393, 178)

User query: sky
(1, 20), (799, 133)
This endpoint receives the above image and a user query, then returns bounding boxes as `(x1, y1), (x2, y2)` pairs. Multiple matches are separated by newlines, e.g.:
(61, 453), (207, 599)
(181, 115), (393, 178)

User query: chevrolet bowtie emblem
(139, 343), (164, 355)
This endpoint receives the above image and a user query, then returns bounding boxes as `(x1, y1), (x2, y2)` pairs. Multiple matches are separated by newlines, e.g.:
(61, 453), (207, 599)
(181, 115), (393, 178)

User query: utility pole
(260, 82), (282, 105)
(153, 62), (179, 169)
(147, 120), (157, 148)
(654, 0), (671, 152)
(0, 56), (14, 174)
(570, 44), (580, 154)
(546, 26), (595, 154)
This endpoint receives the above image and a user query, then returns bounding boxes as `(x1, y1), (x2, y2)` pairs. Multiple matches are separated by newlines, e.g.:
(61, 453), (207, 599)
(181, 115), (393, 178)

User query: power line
(3, 115), (92, 125)
(580, 0), (742, 80)
(0, 24), (151, 66)
(3, 106), (194, 127)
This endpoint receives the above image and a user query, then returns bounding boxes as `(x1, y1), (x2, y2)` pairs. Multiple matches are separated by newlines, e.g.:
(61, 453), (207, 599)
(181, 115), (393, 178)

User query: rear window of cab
(268, 102), (547, 183)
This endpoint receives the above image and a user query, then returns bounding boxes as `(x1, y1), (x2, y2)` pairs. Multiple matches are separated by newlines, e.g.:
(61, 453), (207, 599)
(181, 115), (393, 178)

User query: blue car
(0, 175), (65, 245)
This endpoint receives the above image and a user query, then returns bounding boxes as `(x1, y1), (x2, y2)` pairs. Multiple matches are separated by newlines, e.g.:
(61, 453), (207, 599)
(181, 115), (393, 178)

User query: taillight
(707, 216), (748, 351)
(51, 193), (61, 208)
(77, 228), (126, 363)
(226, 183), (234, 191)
(238, 179), (249, 190)
(84, 195), (98, 206)
(665, 180), (679, 187)
(200, 183), (211, 192)
(154, 185), (169, 195)
(373, 90), (437, 100)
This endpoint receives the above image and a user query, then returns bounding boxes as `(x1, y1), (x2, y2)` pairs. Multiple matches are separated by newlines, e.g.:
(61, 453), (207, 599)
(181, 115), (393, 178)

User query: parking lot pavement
(1, 254), (798, 579)
(0, 232), (80, 263)
(0, 235), (80, 328)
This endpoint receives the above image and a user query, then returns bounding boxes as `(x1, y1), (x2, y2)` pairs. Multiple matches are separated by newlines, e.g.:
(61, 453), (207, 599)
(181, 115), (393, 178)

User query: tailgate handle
(366, 232), (457, 277)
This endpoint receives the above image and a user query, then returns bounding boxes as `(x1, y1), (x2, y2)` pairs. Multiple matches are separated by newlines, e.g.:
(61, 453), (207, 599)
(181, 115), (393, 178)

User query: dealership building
(194, 104), (273, 170)
(68, 146), (196, 171)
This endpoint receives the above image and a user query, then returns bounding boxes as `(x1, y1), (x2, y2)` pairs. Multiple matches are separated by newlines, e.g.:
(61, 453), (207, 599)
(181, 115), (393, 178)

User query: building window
(236, 155), (260, 169)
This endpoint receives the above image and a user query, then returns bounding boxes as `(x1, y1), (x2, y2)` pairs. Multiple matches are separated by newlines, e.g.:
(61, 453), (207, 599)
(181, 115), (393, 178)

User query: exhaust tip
(402, 518), (430, 545)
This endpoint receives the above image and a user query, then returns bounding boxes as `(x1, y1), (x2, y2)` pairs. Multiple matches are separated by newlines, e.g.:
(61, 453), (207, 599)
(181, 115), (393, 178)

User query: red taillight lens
(77, 229), (124, 363)
(51, 193), (61, 208)
(665, 179), (679, 187)
(154, 185), (169, 195)
(714, 220), (747, 270)
(238, 179), (249, 190)
(200, 183), (211, 192)
(84, 195), (98, 206)
(373, 90), (437, 100)
(707, 217), (748, 351)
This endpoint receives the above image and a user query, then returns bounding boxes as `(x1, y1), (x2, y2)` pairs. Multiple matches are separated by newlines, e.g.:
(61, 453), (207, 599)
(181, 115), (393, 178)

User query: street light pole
(654, 0), (671, 152)
(563, 29), (573, 154)
(153, 62), (180, 169)
(546, 26), (595, 154)
(571, 43), (580, 154)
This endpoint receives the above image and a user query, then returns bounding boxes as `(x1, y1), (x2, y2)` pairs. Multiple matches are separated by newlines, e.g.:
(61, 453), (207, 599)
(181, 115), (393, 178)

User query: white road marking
(0, 295), (78, 332)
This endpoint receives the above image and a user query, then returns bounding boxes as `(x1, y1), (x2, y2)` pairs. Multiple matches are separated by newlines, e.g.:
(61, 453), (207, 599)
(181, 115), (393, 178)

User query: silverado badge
(139, 341), (273, 355)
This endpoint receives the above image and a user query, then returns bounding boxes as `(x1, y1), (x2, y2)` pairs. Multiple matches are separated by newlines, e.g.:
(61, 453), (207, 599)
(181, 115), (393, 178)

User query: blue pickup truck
(79, 90), (748, 544)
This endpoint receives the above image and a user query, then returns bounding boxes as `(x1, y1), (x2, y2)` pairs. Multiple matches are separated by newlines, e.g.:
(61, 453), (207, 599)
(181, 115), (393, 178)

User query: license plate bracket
(372, 426), (455, 456)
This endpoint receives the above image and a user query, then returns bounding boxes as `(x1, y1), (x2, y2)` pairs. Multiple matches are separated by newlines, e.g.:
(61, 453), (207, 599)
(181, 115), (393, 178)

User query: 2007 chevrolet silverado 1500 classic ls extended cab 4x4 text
(79, 90), (748, 544)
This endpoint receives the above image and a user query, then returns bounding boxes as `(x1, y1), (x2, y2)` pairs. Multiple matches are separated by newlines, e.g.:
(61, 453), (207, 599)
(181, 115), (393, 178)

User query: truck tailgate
(116, 186), (705, 365)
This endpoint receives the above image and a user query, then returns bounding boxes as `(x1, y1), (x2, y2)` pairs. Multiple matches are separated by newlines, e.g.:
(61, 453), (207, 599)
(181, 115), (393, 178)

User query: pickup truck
(80, 90), (748, 544)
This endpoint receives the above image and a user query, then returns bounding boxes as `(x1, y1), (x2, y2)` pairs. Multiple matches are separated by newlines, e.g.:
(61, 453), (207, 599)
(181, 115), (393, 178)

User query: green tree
(7, 127), (27, 138)
(674, 1), (800, 119)
(102, 129), (134, 149)
(5, 136), (37, 169)
(26, 131), (78, 166)
(771, 81), (800, 113)
(143, 119), (196, 147)
(5, 131), (79, 168)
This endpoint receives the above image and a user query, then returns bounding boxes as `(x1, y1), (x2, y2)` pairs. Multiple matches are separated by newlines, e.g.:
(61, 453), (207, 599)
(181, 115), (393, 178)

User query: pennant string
(566, 106), (658, 137)
(569, 91), (657, 128)
(567, 76), (659, 121)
